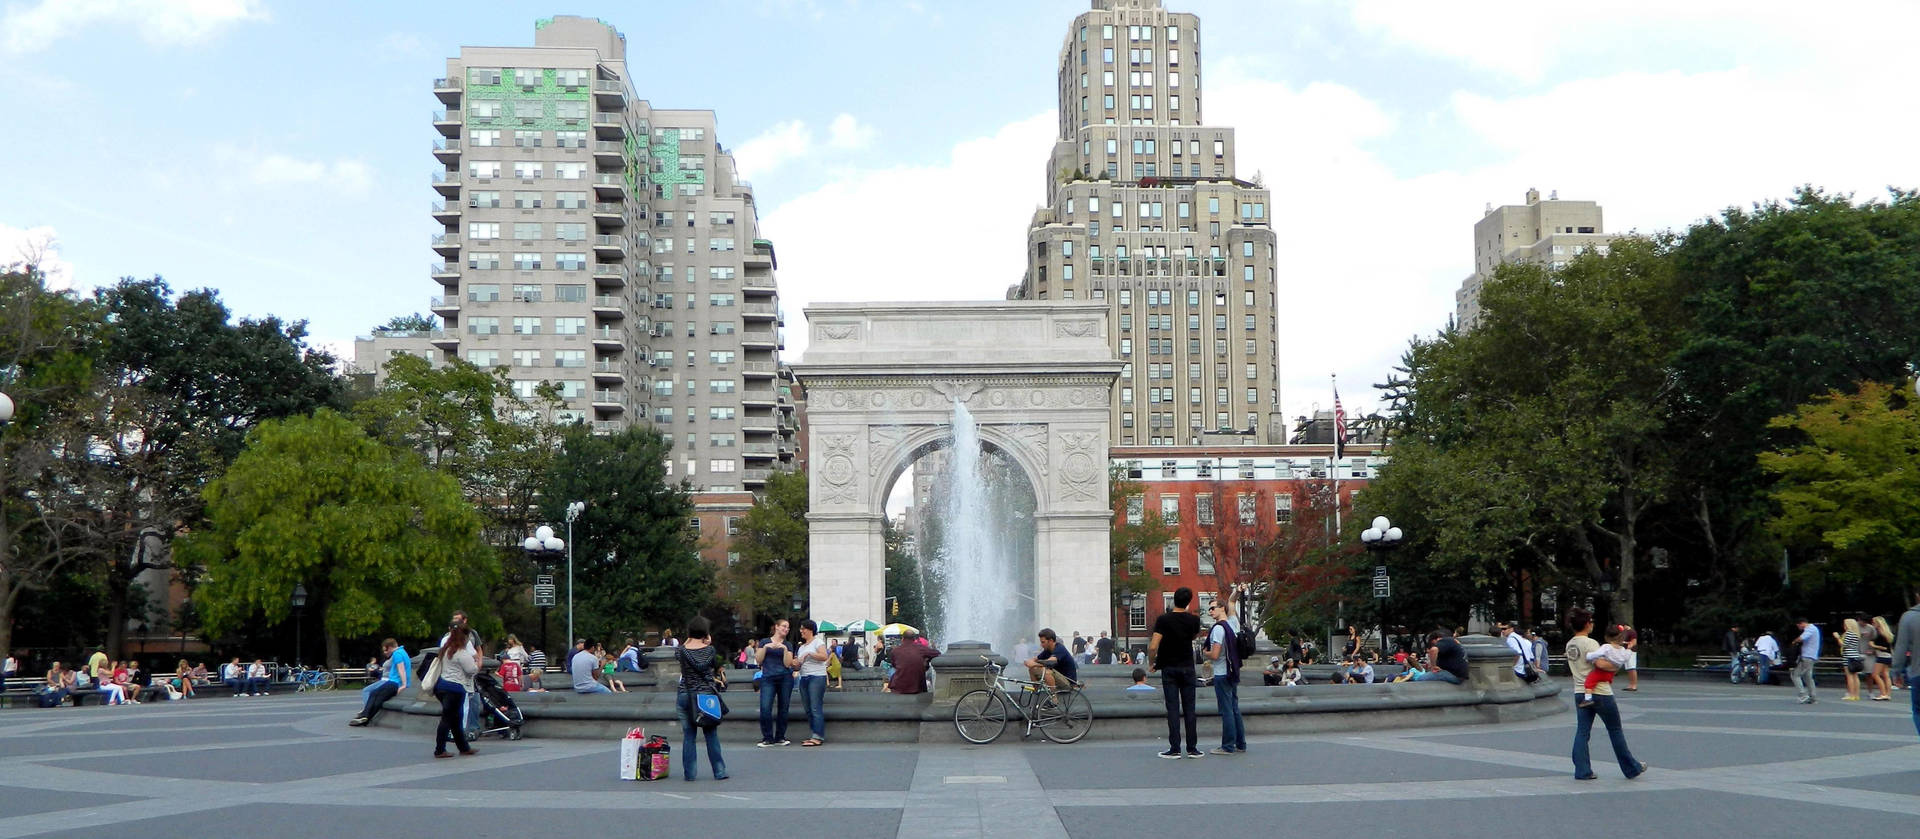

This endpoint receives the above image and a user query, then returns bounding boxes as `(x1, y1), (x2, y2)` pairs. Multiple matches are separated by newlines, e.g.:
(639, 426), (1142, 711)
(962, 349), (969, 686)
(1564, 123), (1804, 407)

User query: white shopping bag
(617, 726), (645, 780)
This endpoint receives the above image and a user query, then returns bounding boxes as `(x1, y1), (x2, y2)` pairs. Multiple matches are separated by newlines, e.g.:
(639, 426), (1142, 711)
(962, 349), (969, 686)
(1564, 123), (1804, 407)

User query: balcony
(592, 173), (627, 199)
(431, 109), (460, 136)
(591, 326), (624, 350)
(431, 201), (460, 224)
(593, 140), (624, 167)
(592, 360), (625, 382)
(592, 390), (627, 411)
(432, 138), (462, 165)
(433, 76), (462, 104)
(593, 79), (626, 106)
(592, 201), (626, 227)
(741, 302), (777, 320)
(591, 264), (625, 288)
(743, 443), (779, 459)
(428, 329), (459, 349)
(591, 420), (622, 435)
(744, 239), (776, 269)
(740, 331), (778, 351)
(430, 262), (460, 284)
(741, 275), (776, 295)
(592, 295), (624, 318)
(741, 388), (778, 408)
(431, 233), (461, 257)
(431, 170), (462, 196)
(741, 418), (778, 434)
(741, 469), (773, 486)
(429, 296), (460, 315)
(592, 234), (626, 258)
(592, 112), (625, 138)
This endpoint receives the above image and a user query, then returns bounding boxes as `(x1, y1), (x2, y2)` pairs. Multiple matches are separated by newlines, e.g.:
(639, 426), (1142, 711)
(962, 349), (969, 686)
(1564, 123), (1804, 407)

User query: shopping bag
(639, 735), (671, 781)
(618, 727), (646, 780)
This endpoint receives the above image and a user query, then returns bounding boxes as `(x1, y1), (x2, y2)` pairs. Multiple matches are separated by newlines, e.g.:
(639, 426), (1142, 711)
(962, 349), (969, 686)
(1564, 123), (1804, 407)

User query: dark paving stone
(1812, 768), (1920, 798)
(103, 803), (899, 839)
(1417, 726), (1869, 770)
(1025, 739), (1555, 790)
(41, 737), (433, 783)
(0, 725), (312, 758)
(1058, 790), (1916, 839)
(382, 745), (917, 792)
(1630, 710), (1916, 736)
(0, 784), (145, 818)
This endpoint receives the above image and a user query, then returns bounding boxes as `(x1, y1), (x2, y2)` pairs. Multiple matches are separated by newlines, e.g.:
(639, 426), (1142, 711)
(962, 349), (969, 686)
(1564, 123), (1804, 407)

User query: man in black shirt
(1148, 586), (1204, 758)
(1095, 632), (1115, 665)
(1025, 627), (1079, 688)
(1413, 629), (1470, 684)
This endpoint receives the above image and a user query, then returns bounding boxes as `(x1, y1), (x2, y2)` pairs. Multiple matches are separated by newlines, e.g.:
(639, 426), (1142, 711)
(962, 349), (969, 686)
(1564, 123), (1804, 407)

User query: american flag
(1332, 381), (1346, 460)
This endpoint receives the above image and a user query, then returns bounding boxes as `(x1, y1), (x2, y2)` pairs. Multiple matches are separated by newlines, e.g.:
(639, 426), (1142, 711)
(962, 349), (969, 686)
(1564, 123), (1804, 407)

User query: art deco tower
(1018, 0), (1282, 445)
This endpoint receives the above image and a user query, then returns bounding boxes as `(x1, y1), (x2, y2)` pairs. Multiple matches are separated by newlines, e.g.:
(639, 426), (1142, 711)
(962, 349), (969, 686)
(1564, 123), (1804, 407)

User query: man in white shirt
(246, 659), (270, 696)
(1499, 622), (1539, 684)
(572, 640), (610, 694)
(1791, 618), (1821, 704)
(1751, 631), (1782, 685)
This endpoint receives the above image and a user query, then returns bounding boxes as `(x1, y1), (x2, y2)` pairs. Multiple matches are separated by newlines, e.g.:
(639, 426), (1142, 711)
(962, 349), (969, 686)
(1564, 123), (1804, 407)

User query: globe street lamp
(1360, 516), (1403, 656)
(523, 526), (565, 654)
(290, 583), (308, 667)
(0, 391), (13, 425)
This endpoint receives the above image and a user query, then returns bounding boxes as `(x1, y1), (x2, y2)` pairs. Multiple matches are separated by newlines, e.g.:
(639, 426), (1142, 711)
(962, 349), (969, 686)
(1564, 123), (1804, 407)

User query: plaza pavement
(0, 680), (1913, 839)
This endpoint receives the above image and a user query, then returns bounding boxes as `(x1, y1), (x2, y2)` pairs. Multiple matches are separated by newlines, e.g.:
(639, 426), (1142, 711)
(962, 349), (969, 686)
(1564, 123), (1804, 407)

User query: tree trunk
(104, 565), (130, 660)
(324, 631), (341, 671)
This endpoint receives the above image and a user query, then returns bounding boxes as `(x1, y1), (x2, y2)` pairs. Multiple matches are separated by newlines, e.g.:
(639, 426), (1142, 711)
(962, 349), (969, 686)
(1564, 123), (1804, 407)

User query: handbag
(678, 647), (728, 728)
(418, 656), (442, 698)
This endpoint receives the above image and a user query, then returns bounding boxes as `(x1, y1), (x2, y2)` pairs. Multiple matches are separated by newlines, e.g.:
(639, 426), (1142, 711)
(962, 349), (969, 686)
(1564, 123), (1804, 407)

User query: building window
(1160, 495), (1179, 524)
(1197, 541), (1215, 575)
(513, 252), (542, 270)
(709, 460), (737, 473)
(1128, 596), (1147, 631)
(1161, 541), (1180, 575)
(709, 407), (736, 420)
(1238, 493), (1256, 525)
(1126, 494), (1143, 525)
(553, 317), (585, 335)
(1196, 494), (1214, 525)
(555, 349), (586, 367)
(1275, 493), (1293, 524)
(511, 316), (540, 335)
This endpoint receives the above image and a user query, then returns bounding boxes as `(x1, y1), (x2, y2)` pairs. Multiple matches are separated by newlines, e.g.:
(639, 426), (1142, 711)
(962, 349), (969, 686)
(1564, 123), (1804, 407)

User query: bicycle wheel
(953, 690), (1008, 744)
(1039, 690), (1094, 744)
(317, 671), (338, 691)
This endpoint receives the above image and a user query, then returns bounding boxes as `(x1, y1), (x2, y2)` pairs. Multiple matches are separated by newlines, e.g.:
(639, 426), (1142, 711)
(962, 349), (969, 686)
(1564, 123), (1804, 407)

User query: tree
(1760, 378), (1920, 594)
(376, 313), (437, 332)
(536, 426), (709, 642)
(0, 267), (106, 657)
(882, 516), (926, 628)
(721, 469), (808, 628)
(81, 278), (346, 657)
(1109, 468), (1172, 632)
(178, 409), (496, 667)
(1241, 482), (1360, 638)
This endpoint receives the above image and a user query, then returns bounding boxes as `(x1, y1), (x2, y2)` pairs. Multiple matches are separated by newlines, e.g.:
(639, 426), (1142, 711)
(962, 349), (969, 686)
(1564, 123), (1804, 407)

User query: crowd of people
(15, 649), (224, 707)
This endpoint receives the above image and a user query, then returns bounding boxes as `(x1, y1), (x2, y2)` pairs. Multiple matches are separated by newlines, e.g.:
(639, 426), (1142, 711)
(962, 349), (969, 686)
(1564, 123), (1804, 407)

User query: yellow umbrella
(880, 623), (920, 637)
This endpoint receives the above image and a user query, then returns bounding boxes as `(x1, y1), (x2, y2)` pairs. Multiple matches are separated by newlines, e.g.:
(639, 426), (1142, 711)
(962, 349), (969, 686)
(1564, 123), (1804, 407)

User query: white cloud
(826, 113), (876, 150)
(733, 120), (814, 181)
(0, 224), (76, 290)
(763, 112), (1057, 358)
(210, 147), (373, 196)
(2, 0), (267, 54)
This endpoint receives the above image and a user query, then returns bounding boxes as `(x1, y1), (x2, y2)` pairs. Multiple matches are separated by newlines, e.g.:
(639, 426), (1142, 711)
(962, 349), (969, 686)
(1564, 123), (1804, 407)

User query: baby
(1580, 625), (1631, 707)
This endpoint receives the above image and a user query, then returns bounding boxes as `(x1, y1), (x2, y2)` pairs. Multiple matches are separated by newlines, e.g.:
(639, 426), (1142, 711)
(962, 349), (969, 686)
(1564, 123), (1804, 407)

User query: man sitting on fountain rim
(1025, 628), (1078, 690)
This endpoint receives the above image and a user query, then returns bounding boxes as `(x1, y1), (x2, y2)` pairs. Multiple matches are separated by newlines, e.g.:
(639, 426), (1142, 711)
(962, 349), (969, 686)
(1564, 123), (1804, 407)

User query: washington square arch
(790, 302), (1122, 643)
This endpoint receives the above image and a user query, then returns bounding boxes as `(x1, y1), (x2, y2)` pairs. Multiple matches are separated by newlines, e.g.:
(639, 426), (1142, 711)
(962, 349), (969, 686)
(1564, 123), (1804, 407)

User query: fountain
(914, 400), (1034, 656)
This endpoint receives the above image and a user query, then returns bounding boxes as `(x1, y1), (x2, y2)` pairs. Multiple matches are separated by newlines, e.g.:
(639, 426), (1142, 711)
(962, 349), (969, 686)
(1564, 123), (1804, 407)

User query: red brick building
(1108, 443), (1383, 645)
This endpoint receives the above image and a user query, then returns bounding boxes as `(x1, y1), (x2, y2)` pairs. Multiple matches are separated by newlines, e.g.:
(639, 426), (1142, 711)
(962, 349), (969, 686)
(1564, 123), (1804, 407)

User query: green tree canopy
(537, 426), (709, 642)
(179, 409), (496, 666)
(1761, 378), (1920, 593)
(721, 469), (808, 629)
(376, 313), (437, 333)
(1109, 468), (1171, 617)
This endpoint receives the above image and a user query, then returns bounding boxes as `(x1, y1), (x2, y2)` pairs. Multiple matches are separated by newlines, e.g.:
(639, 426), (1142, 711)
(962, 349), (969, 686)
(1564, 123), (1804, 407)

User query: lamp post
(0, 391), (13, 426)
(1360, 515), (1403, 656)
(564, 501), (585, 651)
(178, 597), (189, 660)
(290, 583), (308, 667)
(523, 526), (565, 654)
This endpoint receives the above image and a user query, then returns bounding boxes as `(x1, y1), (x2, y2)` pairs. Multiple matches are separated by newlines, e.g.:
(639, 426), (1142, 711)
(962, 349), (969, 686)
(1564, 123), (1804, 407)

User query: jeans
(759, 672), (793, 742)
(228, 677), (247, 696)
(797, 674), (827, 740)
(1413, 670), (1464, 684)
(1213, 672), (1246, 751)
(433, 684), (471, 755)
(1792, 658), (1817, 701)
(676, 691), (727, 780)
(247, 677), (270, 695)
(1907, 671), (1919, 740)
(1571, 693), (1643, 778)
(576, 681), (612, 694)
(1159, 666), (1198, 752)
(358, 681), (398, 722)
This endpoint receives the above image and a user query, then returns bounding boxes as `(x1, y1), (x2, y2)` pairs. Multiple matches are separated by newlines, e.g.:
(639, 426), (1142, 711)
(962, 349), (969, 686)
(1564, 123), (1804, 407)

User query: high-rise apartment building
(1454, 188), (1616, 329)
(426, 16), (792, 491)
(1016, 0), (1283, 446)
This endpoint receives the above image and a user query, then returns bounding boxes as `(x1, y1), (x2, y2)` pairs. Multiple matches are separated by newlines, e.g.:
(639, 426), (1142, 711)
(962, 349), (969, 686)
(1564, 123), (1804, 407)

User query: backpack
(1212, 620), (1243, 676)
(1235, 619), (1259, 661)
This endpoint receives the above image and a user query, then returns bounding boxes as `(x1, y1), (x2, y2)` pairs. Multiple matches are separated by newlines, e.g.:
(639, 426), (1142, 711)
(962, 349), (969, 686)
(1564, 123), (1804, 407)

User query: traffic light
(892, 600), (900, 616)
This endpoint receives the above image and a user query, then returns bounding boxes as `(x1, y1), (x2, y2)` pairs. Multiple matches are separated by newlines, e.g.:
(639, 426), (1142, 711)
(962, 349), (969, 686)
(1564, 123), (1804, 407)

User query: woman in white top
(794, 619), (833, 746)
(432, 627), (482, 758)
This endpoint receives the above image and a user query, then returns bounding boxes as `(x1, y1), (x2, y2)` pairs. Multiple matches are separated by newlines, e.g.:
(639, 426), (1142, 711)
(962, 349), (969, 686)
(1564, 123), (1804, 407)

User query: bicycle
(287, 665), (338, 692)
(953, 656), (1094, 744)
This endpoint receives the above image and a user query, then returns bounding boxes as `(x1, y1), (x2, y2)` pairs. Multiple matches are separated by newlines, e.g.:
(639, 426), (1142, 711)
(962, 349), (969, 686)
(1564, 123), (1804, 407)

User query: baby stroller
(474, 670), (525, 740)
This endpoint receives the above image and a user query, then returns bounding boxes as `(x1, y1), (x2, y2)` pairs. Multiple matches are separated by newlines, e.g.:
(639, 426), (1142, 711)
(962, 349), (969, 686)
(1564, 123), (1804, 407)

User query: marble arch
(791, 302), (1122, 641)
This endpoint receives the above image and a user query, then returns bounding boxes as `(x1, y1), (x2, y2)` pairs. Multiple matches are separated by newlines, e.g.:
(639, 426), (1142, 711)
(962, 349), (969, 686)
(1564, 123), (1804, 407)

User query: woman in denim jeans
(674, 616), (728, 781)
(793, 620), (832, 746)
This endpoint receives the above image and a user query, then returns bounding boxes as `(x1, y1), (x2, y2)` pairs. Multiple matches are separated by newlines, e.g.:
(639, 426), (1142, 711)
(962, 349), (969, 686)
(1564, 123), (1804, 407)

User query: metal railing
(592, 326), (622, 340)
(592, 390), (627, 405)
(431, 171), (460, 185)
(741, 303), (777, 315)
(430, 296), (456, 308)
(593, 80), (625, 95)
(431, 201), (457, 214)
(742, 361), (777, 374)
(430, 262), (457, 275)
(593, 360), (622, 374)
(434, 77), (462, 90)
(434, 138), (461, 153)
(593, 201), (625, 215)
(593, 234), (625, 249)
(594, 140), (624, 154)
(591, 421), (621, 435)
(431, 109), (455, 122)
(593, 295), (621, 308)
(591, 264), (625, 278)
(431, 233), (461, 248)
(593, 112), (623, 125)
(742, 275), (775, 288)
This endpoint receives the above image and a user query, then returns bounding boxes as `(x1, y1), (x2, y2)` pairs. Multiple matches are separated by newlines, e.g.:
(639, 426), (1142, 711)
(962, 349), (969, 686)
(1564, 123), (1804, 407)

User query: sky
(3, 0), (1916, 426)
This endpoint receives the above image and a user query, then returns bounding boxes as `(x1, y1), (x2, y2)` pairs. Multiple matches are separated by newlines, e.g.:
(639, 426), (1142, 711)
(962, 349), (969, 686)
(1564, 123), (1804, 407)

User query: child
(1580, 625), (1631, 707)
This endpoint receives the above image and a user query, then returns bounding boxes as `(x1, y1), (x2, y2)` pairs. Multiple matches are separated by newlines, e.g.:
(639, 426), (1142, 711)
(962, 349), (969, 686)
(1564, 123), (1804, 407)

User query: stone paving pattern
(0, 680), (1914, 838)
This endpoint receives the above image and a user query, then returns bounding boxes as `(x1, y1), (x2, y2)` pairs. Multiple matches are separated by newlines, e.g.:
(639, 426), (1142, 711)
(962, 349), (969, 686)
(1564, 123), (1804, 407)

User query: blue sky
(4, 0), (1915, 424)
